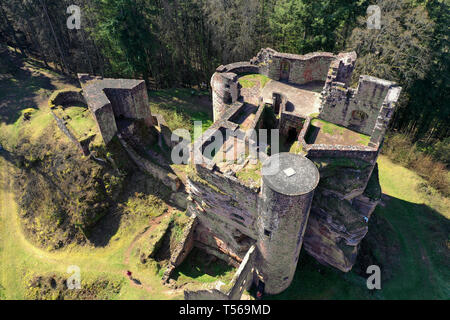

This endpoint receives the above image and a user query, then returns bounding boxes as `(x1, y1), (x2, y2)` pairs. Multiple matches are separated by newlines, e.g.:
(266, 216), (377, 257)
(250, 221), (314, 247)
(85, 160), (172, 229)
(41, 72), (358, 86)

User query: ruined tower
(256, 153), (319, 294)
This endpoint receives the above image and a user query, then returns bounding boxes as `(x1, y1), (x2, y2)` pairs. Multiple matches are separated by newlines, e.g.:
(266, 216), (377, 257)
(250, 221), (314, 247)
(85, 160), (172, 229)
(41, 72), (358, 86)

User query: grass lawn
(172, 247), (236, 285)
(308, 118), (371, 146)
(238, 74), (271, 89)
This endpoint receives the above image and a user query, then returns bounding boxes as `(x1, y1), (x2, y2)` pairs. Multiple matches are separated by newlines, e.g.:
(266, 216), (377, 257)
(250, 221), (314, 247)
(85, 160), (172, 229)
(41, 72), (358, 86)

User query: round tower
(211, 72), (239, 122)
(256, 152), (319, 294)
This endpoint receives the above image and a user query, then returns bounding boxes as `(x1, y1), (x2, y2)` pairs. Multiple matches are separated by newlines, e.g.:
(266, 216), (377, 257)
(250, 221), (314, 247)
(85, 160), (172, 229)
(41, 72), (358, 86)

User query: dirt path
(121, 207), (179, 293)
(123, 212), (168, 265)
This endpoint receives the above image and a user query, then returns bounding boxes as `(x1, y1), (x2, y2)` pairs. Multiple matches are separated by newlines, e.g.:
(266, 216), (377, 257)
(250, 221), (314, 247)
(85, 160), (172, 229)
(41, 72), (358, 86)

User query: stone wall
(216, 62), (259, 75)
(79, 74), (154, 144)
(319, 75), (401, 138)
(187, 164), (260, 258)
(118, 134), (181, 191)
(211, 72), (240, 122)
(279, 111), (305, 137)
(227, 245), (256, 300)
(50, 110), (90, 156)
(252, 48), (336, 85)
(162, 216), (198, 283)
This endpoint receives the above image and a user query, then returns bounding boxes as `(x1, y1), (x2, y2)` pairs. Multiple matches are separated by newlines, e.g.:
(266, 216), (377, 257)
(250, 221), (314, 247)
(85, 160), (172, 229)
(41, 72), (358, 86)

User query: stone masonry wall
(186, 164), (260, 258)
(79, 75), (154, 144)
(211, 72), (240, 122)
(319, 75), (401, 137)
(252, 48), (335, 84)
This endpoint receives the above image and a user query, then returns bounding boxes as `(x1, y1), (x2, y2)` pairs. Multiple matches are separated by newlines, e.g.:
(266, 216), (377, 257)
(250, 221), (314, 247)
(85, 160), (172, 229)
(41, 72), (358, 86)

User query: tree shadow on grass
(266, 195), (449, 300)
(0, 49), (56, 126)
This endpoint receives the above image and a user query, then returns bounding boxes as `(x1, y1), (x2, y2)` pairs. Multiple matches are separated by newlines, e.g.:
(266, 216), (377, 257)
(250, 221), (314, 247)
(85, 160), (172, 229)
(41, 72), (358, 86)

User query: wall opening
(287, 126), (298, 143)
(273, 93), (282, 115)
(280, 60), (290, 82)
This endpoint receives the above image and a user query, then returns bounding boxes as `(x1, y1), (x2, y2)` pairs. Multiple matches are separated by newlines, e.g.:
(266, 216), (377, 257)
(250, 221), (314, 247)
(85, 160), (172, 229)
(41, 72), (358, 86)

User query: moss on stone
(235, 161), (262, 187)
(289, 141), (305, 155)
(187, 167), (227, 195)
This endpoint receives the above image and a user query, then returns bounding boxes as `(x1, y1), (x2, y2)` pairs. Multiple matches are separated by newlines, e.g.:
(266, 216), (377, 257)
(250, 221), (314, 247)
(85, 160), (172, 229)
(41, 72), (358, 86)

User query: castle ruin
(54, 48), (402, 299)
(185, 48), (401, 298)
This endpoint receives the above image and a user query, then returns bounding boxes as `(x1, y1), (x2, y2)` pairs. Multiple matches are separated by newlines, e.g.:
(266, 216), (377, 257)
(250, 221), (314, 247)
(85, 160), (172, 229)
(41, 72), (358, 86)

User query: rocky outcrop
(303, 163), (381, 271)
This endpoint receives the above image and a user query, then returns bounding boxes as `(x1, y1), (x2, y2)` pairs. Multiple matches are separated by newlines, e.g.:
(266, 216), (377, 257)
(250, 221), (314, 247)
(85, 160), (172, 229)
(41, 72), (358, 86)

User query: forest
(0, 0), (448, 159)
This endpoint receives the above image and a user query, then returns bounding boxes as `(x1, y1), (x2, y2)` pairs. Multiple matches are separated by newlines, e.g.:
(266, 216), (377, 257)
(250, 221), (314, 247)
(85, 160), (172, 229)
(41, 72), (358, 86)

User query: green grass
(238, 74), (271, 89)
(172, 248), (236, 284)
(63, 106), (98, 139)
(148, 88), (213, 140)
(0, 107), (53, 149)
(289, 141), (305, 154)
(309, 118), (371, 146)
(0, 157), (184, 300)
(311, 118), (345, 135)
(357, 133), (371, 146)
(124, 193), (168, 218)
(236, 161), (262, 187)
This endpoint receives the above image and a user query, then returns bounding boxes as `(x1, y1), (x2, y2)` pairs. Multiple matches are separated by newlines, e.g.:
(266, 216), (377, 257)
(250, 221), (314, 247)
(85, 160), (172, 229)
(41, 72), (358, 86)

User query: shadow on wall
(264, 195), (449, 300)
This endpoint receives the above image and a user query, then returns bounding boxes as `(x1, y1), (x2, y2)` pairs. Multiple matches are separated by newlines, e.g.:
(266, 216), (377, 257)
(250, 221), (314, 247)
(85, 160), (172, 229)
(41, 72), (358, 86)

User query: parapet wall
(48, 88), (86, 108)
